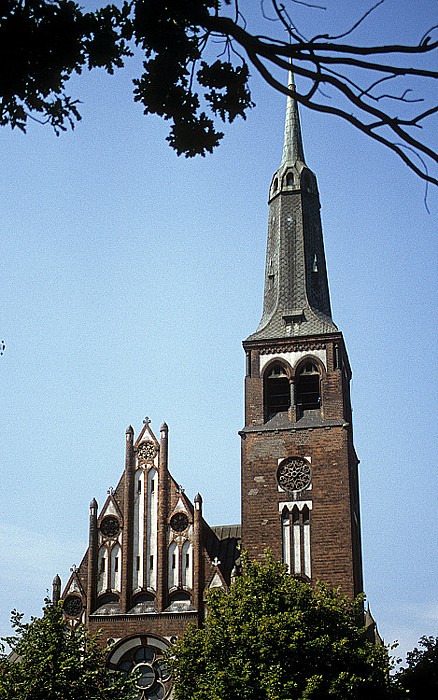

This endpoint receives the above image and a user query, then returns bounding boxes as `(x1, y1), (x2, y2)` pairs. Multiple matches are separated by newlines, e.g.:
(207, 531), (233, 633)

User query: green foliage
(170, 553), (395, 700)
(0, 0), (252, 154)
(0, 0), (131, 133)
(0, 601), (136, 700)
(395, 636), (438, 698)
(0, 1), (436, 180)
(131, 0), (253, 156)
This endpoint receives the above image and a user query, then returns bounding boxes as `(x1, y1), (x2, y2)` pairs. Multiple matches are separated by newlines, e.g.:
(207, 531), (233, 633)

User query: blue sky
(1, 0), (437, 663)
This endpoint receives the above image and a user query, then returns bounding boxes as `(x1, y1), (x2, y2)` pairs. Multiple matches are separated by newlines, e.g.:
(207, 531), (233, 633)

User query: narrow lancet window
(292, 506), (301, 575)
(303, 505), (311, 578)
(282, 507), (291, 573)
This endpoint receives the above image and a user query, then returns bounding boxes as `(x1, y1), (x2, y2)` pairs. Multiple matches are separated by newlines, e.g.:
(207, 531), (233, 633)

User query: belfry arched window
(295, 362), (321, 413)
(265, 362), (291, 420)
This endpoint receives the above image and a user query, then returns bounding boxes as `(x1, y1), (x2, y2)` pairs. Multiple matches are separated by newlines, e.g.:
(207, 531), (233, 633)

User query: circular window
(100, 516), (120, 538)
(137, 441), (157, 463)
(111, 640), (172, 700)
(170, 512), (189, 533)
(277, 457), (311, 492)
(63, 595), (83, 617)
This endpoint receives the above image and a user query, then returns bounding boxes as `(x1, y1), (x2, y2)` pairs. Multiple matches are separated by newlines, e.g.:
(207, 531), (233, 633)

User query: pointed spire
(246, 70), (337, 342)
(281, 68), (305, 167)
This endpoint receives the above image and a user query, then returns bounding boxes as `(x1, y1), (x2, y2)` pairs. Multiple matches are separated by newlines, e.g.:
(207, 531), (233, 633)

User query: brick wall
(241, 333), (363, 598)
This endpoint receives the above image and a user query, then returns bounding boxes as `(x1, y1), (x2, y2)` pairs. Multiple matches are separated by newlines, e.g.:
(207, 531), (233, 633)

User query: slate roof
(247, 74), (337, 343)
(204, 524), (241, 585)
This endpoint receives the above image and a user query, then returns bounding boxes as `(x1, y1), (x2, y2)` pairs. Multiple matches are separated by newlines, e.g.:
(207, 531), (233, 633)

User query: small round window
(137, 441), (157, 462)
(63, 595), (83, 618)
(277, 457), (311, 492)
(170, 512), (189, 532)
(100, 516), (120, 538)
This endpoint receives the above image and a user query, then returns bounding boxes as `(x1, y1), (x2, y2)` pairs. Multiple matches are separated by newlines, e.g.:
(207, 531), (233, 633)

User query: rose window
(112, 640), (172, 700)
(100, 516), (120, 538)
(137, 441), (157, 463)
(170, 512), (189, 532)
(63, 595), (83, 618)
(277, 457), (311, 492)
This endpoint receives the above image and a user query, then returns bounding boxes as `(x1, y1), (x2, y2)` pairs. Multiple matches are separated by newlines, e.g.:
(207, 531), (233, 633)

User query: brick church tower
(53, 76), (366, 698)
(240, 75), (363, 599)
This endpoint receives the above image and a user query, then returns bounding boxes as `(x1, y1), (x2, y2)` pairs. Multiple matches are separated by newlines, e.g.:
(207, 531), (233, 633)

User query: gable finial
(143, 416), (151, 426)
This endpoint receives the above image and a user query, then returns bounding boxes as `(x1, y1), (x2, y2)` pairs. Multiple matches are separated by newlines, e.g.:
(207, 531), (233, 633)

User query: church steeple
(241, 82), (363, 600)
(248, 76), (337, 341)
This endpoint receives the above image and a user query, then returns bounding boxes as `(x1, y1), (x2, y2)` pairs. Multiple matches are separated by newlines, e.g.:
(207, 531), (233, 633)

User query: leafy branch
(1, 1), (436, 184)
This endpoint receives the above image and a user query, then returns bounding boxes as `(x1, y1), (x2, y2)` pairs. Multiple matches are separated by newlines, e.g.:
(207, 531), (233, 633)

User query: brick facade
(241, 334), (363, 598)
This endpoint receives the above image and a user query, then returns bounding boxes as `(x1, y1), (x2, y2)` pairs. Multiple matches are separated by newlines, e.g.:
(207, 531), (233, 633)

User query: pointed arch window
(296, 362), (320, 413)
(281, 504), (311, 578)
(168, 542), (178, 589)
(265, 362), (291, 420)
(110, 543), (121, 592)
(281, 507), (291, 572)
(98, 545), (109, 594)
(181, 541), (193, 590)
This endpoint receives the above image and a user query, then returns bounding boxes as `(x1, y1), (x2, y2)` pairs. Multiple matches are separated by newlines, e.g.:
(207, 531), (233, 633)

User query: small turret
(121, 422), (135, 613)
(52, 574), (61, 605)
(86, 497), (98, 618)
(157, 420), (169, 612)
(193, 492), (203, 622)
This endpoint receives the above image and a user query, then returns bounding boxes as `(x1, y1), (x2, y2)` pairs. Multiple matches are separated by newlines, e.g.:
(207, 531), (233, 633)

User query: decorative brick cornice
(259, 341), (326, 354)
(89, 611), (198, 622)
(239, 418), (347, 435)
(243, 332), (344, 354)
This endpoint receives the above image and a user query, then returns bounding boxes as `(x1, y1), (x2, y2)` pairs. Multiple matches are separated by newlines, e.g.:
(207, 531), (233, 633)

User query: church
(53, 80), (367, 700)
